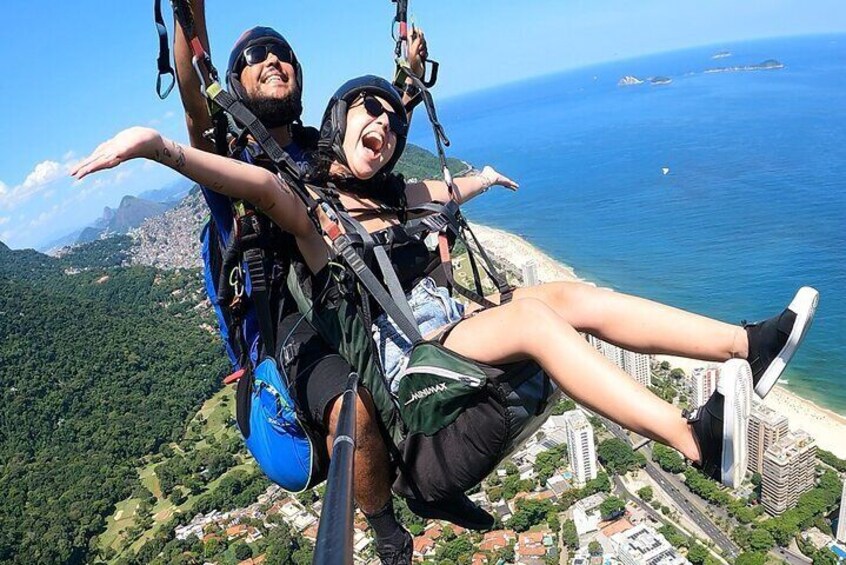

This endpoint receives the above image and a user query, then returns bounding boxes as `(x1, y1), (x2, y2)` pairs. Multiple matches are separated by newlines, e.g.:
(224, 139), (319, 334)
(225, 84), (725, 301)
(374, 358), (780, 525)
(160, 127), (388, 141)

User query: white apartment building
(761, 430), (817, 516)
(586, 335), (651, 387)
(622, 349), (652, 387)
(563, 409), (598, 486)
(687, 366), (719, 408)
(747, 402), (789, 475)
(611, 524), (690, 565)
(522, 259), (539, 287)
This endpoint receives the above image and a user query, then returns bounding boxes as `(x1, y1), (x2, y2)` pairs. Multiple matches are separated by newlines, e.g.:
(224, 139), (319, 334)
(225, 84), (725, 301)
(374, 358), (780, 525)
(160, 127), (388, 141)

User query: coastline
(470, 223), (846, 459)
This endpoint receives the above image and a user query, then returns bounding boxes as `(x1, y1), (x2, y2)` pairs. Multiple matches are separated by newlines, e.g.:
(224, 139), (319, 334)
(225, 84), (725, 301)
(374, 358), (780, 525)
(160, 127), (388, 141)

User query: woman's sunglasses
(242, 43), (295, 67)
(359, 95), (407, 136)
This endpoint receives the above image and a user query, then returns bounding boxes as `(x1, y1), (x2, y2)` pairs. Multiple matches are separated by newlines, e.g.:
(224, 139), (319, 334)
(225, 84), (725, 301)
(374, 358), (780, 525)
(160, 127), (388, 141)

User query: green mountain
(0, 141), (473, 563)
(0, 243), (226, 564)
(395, 143), (469, 181)
(77, 196), (172, 245)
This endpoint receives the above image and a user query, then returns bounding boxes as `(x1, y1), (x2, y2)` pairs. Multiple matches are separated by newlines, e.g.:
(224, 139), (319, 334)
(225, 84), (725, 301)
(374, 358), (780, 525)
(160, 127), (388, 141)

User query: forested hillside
(0, 243), (227, 564)
(0, 142), (471, 563)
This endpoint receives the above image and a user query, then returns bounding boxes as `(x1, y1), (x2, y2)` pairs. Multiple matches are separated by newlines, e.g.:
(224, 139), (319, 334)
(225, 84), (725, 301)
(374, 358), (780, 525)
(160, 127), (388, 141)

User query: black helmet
(319, 75), (408, 176)
(226, 27), (303, 108)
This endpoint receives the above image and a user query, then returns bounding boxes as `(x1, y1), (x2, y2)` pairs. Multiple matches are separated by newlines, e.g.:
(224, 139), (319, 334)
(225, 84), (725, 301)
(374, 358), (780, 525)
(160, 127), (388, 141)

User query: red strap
(189, 37), (207, 60)
(438, 232), (452, 278)
(223, 368), (246, 385)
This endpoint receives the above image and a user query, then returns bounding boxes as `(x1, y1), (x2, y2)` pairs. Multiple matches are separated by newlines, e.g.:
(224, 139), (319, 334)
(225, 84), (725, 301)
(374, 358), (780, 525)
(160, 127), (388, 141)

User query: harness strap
(334, 235), (423, 344)
(206, 84), (305, 181)
(153, 0), (175, 98)
(243, 247), (276, 357)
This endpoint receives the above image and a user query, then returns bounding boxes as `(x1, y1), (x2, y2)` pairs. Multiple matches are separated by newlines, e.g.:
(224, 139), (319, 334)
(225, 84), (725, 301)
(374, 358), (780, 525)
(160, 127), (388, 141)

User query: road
(601, 418), (740, 558)
(773, 546), (813, 565)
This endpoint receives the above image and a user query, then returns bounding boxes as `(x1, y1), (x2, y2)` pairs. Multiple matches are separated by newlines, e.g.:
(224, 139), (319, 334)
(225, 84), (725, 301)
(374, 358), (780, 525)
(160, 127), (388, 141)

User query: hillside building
(747, 402), (789, 475)
(563, 409), (597, 486)
(687, 366), (719, 408)
(761, 430), (817, 516)
(611, 524), (690, 565)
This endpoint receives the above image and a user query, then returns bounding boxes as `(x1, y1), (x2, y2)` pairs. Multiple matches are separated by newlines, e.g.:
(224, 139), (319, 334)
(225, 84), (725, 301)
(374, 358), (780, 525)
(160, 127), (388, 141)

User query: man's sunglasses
(359, 95), (407, 136)
(242, 43), (295, 67)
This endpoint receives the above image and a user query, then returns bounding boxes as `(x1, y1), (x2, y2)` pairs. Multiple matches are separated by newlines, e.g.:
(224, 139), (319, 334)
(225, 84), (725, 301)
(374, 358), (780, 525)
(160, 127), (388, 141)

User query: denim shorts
(372, 277), (465, 395)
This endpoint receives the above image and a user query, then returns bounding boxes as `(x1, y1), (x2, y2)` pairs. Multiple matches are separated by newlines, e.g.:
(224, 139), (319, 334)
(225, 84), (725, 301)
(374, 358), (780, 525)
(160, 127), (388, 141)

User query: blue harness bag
(199, 142), (317, 493)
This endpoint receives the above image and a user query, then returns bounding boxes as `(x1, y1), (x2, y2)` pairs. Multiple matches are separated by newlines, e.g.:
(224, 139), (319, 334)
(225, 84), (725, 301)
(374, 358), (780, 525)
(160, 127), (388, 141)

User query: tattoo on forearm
(171, 141), (186, 170)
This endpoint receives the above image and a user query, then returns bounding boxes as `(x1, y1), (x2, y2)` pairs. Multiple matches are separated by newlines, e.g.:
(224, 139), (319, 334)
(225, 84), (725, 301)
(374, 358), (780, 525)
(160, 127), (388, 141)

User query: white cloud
(62, 150), (77, 162)
(22, 160), (63, 190)
(0, 216), (8, 226)
(164, 110), (176, 119)
(1, 159), (68, 211)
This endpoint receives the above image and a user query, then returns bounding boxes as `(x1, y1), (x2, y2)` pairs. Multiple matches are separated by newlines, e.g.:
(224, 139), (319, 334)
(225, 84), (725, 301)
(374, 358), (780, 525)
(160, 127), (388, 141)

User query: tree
(588, 541), (602, 555)
(734, 552), (767, 565)
(637, 486), (653, 502)
(597, 439), (645, 475)
(750, 472), (762, 487)
(687, 543), (708, 565)
(812, 549), (839, 565)
(561, 520), (579, 549)
(551, 398), (577, 416)
(233, 541), (253, 560)
(599, 497), (626, 520)
(562, 520), (579, 549)
(652, 443), (686, 473)
(747, 529), (775, 552)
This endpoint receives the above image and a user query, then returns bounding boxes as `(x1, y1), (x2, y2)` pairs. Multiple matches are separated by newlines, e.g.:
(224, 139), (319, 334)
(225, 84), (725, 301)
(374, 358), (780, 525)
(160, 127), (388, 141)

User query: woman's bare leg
(442, 298), (701, 462)
(512, 282), (747, 361)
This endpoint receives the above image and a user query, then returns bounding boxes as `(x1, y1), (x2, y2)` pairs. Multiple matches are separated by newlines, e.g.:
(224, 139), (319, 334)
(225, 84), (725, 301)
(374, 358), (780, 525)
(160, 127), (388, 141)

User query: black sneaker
(686, 360), (752, 488)
(375, 528), (413, 565)
(406, 493), (495, 531)
(744, 286), (819, 398)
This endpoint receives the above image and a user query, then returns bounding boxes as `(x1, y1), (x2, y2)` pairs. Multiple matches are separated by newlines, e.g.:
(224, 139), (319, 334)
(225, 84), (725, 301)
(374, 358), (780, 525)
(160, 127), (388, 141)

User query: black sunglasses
(242, 43), (295, 67)
(359, 95), (407, 136)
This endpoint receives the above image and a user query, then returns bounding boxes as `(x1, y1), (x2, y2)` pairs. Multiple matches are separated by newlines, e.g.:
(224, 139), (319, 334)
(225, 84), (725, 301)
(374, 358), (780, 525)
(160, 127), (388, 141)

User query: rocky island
(705, 58), (784, 73)
(617, 75), (644, 86)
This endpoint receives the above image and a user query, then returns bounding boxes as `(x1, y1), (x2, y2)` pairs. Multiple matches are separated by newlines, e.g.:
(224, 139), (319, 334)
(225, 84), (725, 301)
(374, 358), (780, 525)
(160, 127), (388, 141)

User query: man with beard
(171, 4), (492, 563)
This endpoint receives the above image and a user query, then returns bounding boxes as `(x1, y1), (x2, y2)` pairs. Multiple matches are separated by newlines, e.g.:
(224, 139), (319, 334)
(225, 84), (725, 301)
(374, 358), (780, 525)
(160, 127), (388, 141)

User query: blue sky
(1, 0), (844, 249)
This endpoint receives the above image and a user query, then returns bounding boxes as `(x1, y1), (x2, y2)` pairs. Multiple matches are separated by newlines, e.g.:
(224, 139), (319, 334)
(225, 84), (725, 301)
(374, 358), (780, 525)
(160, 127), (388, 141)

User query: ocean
(409, 34), (846, 415)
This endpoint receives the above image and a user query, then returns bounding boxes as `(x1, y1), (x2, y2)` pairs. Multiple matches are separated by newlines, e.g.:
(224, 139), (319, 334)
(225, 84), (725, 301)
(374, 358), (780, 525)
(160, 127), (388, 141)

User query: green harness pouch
(396, 341), (489, 436)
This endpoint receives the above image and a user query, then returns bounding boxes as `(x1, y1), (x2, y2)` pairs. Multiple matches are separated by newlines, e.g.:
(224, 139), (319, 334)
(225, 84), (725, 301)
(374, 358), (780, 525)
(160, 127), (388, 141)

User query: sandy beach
(470, 223), (846, 459)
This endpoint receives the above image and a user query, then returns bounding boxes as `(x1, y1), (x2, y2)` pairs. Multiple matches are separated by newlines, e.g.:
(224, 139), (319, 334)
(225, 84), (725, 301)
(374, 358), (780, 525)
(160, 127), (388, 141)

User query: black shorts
(276, 310), (353, 483)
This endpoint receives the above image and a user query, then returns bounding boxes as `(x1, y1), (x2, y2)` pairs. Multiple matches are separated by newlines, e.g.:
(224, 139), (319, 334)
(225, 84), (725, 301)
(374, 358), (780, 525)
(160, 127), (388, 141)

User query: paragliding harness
(155, 0), (559, 502)
(155, 0), (327, 493)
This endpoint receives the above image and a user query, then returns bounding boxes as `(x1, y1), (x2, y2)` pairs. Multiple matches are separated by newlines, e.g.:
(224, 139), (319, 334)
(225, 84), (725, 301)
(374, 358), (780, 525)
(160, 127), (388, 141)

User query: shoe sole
(754, 286), (819, 398)
(718, 359), (752, 488)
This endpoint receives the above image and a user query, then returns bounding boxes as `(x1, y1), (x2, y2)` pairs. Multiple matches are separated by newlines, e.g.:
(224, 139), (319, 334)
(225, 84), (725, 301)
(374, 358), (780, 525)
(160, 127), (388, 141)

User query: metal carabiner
(229, 265), (245, 299)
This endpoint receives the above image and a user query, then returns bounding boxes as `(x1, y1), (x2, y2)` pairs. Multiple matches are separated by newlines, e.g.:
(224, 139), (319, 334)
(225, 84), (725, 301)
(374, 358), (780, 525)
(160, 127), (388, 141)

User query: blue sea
(409, 34), (846, 415)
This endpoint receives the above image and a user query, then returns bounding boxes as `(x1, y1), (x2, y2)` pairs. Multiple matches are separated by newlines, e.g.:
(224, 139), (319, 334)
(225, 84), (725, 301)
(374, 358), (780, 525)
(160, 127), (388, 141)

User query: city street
(601, 418), (740, 558)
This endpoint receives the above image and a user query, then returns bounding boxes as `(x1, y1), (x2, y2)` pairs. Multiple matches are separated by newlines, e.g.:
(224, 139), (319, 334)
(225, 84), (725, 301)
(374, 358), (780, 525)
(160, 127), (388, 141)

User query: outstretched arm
(70, 127), (314, 237)
(173, 0), (215, 152)
(405, 166), (518, 208)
